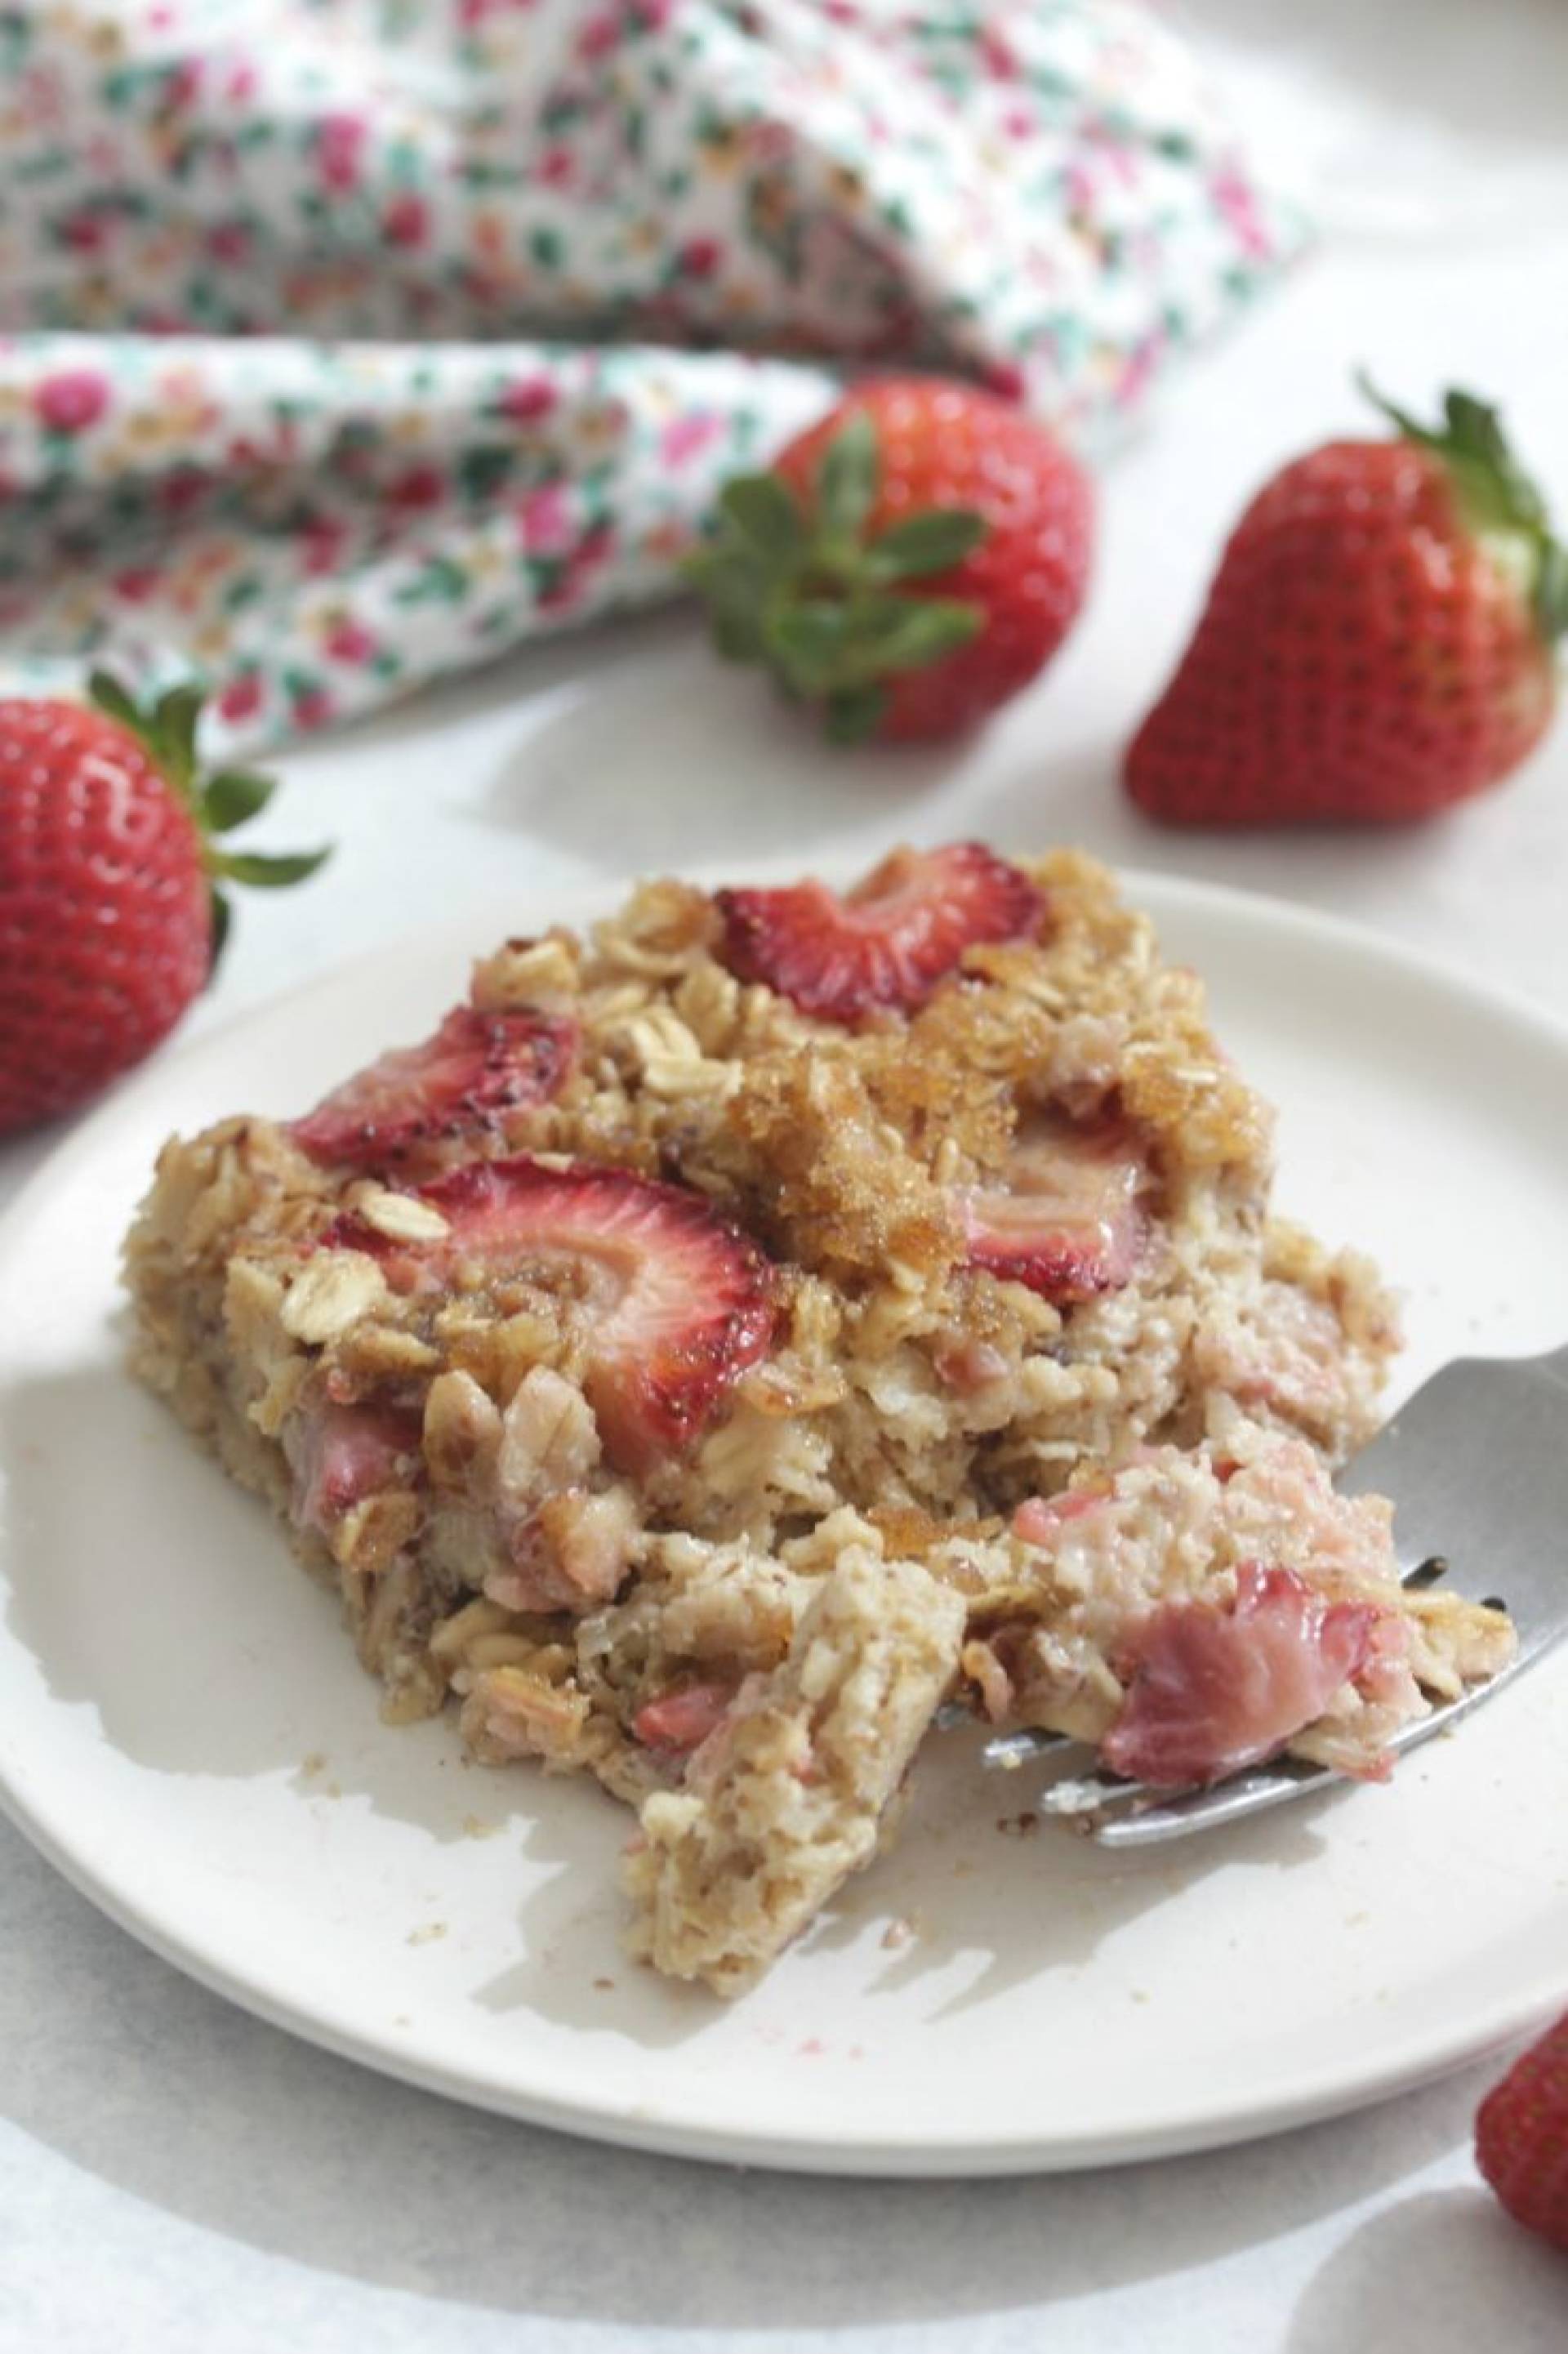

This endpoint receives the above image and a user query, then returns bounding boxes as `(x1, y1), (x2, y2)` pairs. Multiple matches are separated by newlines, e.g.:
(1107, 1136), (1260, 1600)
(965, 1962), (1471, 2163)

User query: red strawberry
(0, 673), (327, 1135)
(715, 841), (1041, 1023)
(1476, 2012), (1568, 2254)
(688, 377), (1093, 743)
(1126, 381), (1566, 826)
(327, 1155), (774, 1475)
(292, 1003), (577, 1169)
(962, 1116), (1147, 1304)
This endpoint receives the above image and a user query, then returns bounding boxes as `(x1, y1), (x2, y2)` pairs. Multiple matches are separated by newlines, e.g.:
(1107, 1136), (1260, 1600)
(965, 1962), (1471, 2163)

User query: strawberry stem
(1359, 374), (1568, 646)
(87, 669), (330, 969)
(687, 407), (989, 736)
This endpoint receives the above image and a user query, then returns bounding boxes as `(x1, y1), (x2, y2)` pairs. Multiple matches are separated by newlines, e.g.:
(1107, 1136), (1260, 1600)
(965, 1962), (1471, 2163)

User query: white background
(3, 0), (1567, 2343)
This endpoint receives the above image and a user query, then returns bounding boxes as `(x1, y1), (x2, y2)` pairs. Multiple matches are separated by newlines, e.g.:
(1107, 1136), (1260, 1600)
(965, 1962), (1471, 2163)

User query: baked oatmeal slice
(122, 840), (1480, 1994)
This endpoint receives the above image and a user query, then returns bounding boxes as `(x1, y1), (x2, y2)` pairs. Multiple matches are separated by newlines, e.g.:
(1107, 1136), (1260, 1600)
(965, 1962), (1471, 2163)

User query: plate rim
(3, 856), (1567, 2176)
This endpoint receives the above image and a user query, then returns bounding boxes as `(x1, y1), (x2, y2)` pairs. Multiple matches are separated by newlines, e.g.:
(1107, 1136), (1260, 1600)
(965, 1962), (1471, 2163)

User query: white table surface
(4, 3), (1567, 2345)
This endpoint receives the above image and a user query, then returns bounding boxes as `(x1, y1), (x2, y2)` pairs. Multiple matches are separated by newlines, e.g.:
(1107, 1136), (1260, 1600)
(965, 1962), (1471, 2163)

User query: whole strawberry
(0, 674), (327, 1135)
(688, 377), (1093, 743)
(1476, 2009), (1568, 2254)
(1125, 381), (1566, 825)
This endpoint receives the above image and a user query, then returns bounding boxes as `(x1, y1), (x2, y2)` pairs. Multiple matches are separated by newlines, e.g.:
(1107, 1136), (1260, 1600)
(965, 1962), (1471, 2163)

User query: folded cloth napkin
(0, 0), (1303, 750)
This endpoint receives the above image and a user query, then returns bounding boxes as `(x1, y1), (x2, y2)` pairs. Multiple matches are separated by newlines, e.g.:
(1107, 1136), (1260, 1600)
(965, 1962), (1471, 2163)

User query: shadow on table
(1288, 2187), (1564, 2354)
(0, 1357), (496, 1842)
(478, 631), (955, 876)
(474, 634), (1472, 943)
(2, 1823), (1509, 2335)
(784, 1712), (1334, 2022)
(962, 733), (1465, 918)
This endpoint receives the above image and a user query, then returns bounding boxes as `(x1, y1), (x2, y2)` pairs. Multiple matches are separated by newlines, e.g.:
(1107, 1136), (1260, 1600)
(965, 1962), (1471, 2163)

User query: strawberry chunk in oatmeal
(961, 1114), (1148, 1304)
(1102, 1561), (1383, 1786)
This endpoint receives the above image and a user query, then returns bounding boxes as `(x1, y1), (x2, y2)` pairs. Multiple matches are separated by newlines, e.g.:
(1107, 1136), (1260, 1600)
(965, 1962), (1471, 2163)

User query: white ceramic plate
(2, 869), (1566, 2178)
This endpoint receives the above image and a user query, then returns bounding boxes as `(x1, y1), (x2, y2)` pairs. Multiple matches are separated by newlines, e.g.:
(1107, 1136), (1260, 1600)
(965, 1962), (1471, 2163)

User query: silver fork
(960, 1343), (1568, 1849)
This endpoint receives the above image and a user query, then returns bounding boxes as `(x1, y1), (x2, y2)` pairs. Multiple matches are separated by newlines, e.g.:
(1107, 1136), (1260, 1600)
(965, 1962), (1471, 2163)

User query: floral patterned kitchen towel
(0, 0), (1304, 751)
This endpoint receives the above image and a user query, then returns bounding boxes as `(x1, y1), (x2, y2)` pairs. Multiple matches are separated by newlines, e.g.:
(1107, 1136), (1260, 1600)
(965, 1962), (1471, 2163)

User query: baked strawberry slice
(332, 1155), (774, 1476)
(292, 1003), (576, 1169)
(1100, 1562), (1383, 1788)
(715, 842), (1041, 1023)
(962, 1116), (1147, 1304)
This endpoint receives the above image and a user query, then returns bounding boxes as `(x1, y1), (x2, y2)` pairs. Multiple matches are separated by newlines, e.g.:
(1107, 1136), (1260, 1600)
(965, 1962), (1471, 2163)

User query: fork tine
(1086, 1759), (1334, 1847)
(955, 1340), (1568, 1846)
(936, 1701), (1075, 1764)
(969, 1543), (1540, 1844)
(978, 1726), (1072, 1768)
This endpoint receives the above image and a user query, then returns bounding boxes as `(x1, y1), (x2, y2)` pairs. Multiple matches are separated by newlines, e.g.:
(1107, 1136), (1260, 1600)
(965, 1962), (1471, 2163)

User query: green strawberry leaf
(686, 398), (1004, 745)
(84, 673), (332, 908)
(149, 681), (205, 796)
(208, 885), (232, 969)
(212, 847), (332, 888)
(709, 604), (768, 662)
(866, 509), (987, 581)
(202, 769), (276, 832)
(1444, 389), (1506, 456)
(1356, 371), (1426, 446)
(1361, 371), (1566, 637)
(823, 684), (888, 744)
(87, 667), (144, 734)
(684, 546), (772, 659)
(764, 600), (853, 695)
(816, 410), (878, 542)
(1536, 537), (1568, 643)
(718, 472), (805, 567)
(1438, 392), (1548, 519)
(852, 595), (982, 677)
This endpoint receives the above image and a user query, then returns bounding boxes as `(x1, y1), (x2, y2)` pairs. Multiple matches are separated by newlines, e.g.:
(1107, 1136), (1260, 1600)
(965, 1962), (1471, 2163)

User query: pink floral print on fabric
(0, 0), (1305, 750)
